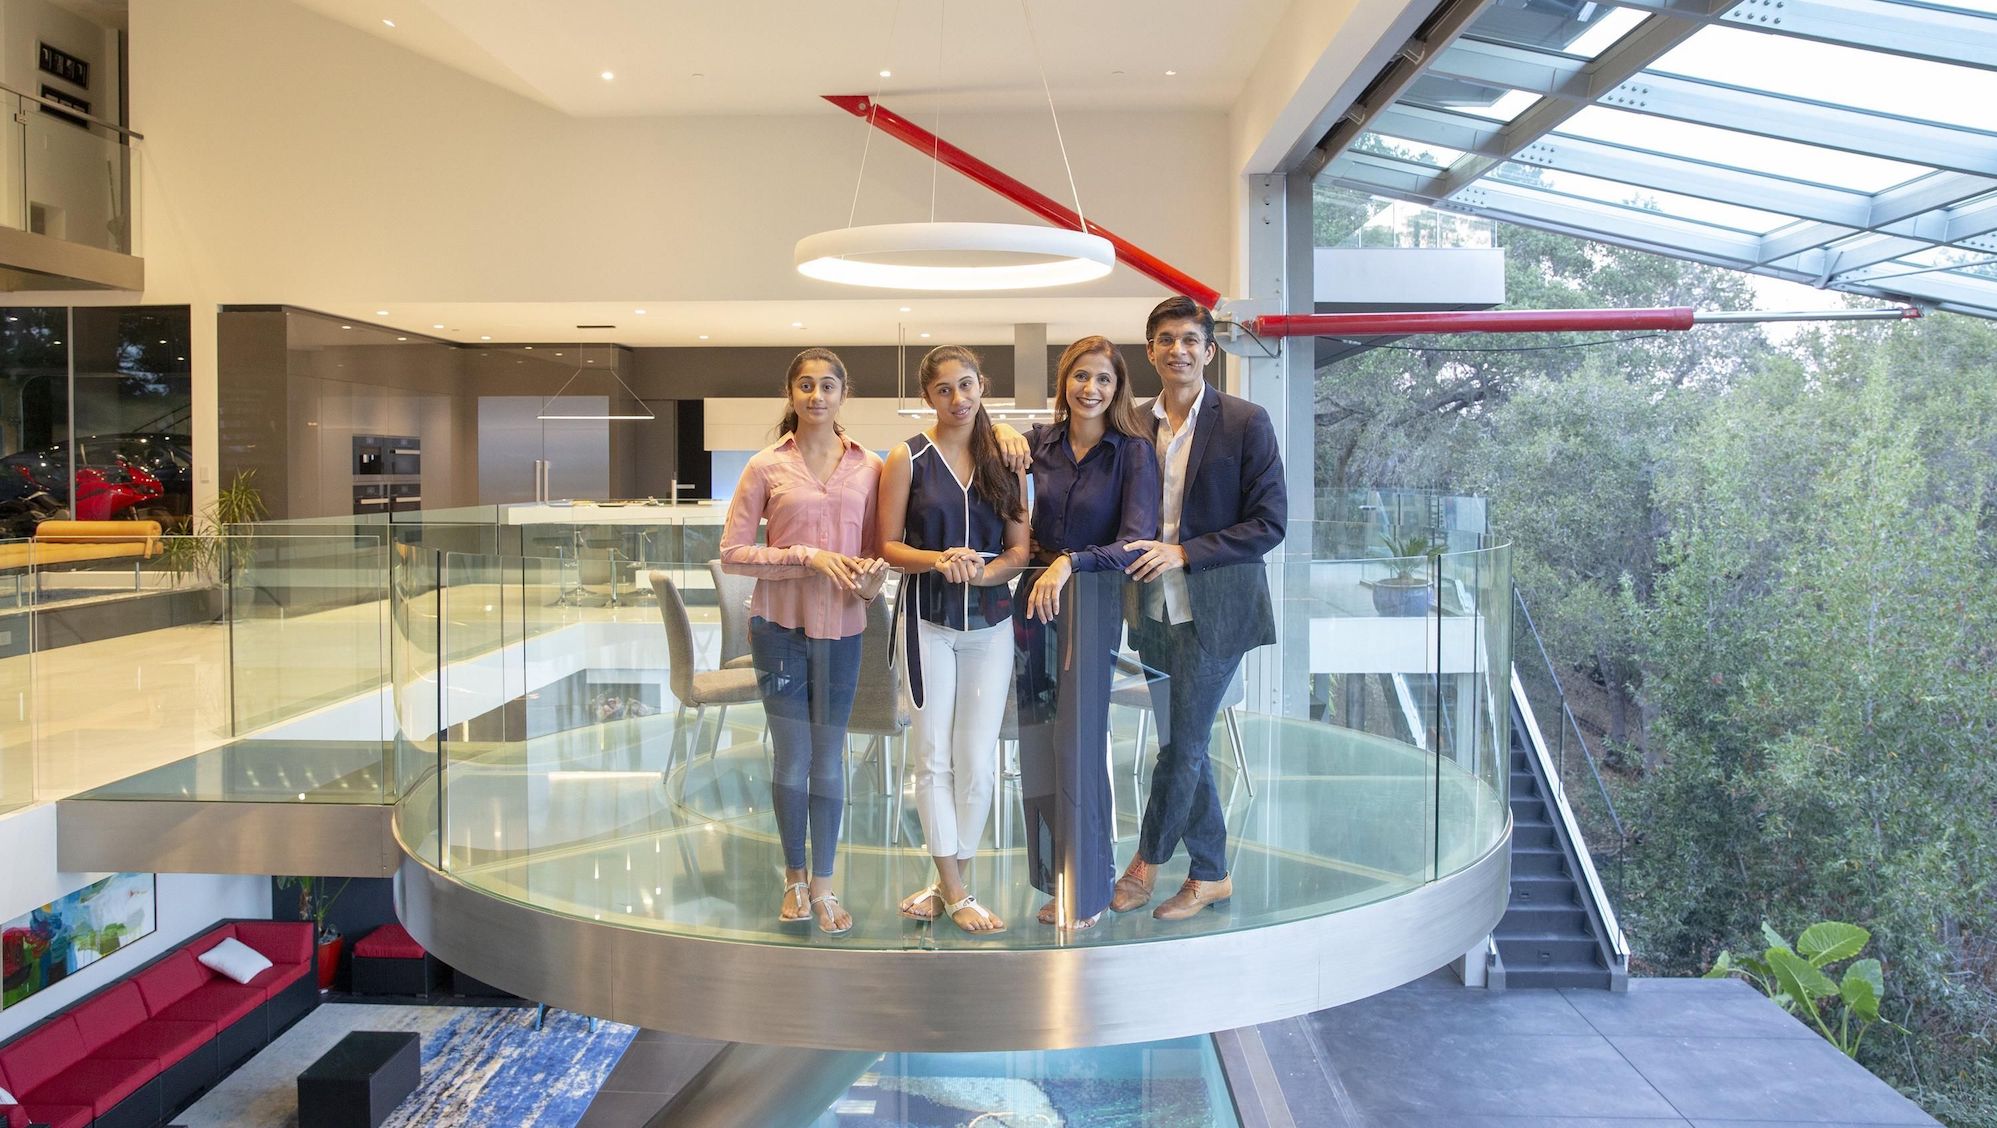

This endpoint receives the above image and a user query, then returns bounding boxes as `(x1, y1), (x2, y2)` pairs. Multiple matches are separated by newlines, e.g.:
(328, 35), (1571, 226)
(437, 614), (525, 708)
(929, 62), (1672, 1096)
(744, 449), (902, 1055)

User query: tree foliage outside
(1314, 182), (1997, 1122)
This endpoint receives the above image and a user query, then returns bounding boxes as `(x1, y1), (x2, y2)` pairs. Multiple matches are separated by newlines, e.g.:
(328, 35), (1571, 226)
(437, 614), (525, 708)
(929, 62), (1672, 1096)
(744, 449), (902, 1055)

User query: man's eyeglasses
(1150, 333), (1209, 350)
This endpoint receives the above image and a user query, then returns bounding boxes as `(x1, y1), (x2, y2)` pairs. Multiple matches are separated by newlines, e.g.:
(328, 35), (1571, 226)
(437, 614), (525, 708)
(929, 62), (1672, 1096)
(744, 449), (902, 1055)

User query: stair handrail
(1511, 587), (1629, 963)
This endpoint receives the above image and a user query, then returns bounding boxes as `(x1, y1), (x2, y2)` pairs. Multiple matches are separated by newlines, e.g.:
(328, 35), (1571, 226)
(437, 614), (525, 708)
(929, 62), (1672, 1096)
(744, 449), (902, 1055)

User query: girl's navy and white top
(895, 432), (1014, 706)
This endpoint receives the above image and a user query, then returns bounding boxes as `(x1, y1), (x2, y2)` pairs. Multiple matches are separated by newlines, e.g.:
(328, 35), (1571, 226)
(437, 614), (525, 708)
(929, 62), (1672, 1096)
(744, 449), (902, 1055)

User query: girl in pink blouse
(720, 348), (887, 935)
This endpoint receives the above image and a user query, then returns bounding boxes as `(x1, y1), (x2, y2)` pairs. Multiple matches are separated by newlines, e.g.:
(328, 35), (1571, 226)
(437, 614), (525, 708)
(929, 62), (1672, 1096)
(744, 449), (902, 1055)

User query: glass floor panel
(817, 1035), (1238, 1127)
(70, 738), (389, 803)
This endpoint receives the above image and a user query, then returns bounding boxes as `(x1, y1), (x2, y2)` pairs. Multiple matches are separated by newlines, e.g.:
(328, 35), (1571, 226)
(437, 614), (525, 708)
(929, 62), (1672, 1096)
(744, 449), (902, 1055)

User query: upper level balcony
(0, 82), (142, 292)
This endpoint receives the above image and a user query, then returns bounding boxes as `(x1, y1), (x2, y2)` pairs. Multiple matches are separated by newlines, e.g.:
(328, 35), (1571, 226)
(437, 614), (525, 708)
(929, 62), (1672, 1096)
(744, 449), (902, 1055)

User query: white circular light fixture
(796, 222), (1114, 292)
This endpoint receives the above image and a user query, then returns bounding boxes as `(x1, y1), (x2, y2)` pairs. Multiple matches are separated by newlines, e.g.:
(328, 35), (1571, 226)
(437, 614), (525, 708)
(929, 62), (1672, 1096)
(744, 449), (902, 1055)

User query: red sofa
(0, 920), (316, 1128)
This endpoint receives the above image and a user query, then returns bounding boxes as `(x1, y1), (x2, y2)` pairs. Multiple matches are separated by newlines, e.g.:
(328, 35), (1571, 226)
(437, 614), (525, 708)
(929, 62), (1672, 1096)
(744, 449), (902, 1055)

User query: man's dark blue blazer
(1130, 382), (1287, 660)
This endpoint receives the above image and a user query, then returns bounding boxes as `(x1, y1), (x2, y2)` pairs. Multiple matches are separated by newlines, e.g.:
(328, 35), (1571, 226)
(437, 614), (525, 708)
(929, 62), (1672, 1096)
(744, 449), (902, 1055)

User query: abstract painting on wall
(1, 873), (156, 1008)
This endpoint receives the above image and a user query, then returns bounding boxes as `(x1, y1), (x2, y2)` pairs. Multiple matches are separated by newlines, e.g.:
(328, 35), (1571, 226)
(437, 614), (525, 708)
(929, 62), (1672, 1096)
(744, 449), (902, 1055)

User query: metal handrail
(1511, 586), (1629, 942)
(0, 77), (144, 140)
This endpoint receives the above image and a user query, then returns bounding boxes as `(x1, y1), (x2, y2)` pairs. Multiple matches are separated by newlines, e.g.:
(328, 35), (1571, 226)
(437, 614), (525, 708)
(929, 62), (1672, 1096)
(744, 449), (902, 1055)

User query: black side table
(297, 1030), (421, 1128)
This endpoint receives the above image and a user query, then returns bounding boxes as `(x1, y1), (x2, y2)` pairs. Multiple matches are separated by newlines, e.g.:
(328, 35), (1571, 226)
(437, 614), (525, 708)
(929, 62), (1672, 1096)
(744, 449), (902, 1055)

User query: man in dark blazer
(1116, 294), (1287, 920)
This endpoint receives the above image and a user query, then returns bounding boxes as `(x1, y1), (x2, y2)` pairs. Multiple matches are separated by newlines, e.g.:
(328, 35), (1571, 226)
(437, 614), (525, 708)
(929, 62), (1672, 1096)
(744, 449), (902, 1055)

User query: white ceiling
(288, 0), (1293, 117)
(293, 297), (1165, 349)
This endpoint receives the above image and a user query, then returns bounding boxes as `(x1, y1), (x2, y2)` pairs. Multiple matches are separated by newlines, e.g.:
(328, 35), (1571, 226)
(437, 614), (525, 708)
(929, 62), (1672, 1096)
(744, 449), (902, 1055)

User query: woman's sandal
(778, 881), (811, 925)
(812, 892), (852, 936)
(899, 883), (944, 921)
(1034, 899), (1101, 931)
(944, 893), (1006, 936)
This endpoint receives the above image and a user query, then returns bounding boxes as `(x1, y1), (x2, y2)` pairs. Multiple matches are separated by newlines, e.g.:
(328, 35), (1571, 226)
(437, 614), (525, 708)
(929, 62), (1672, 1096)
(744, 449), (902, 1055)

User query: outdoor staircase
(1496, 709), (1618, 989)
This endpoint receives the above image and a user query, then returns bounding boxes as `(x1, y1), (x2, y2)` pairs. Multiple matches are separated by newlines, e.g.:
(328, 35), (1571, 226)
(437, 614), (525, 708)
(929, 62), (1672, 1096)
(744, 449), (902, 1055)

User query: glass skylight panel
(1557, 107), (1932, 193)
(1497, 163), (1801, 233)
(1652, 26), (1997, 133)
(1466, 3), (1648, 59)
(1403, 73), (1539, 122)
(1354, 132), (1465, 167)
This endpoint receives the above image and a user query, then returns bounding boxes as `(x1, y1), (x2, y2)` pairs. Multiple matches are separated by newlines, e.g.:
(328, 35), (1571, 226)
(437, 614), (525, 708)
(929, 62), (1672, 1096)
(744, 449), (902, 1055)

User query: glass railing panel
(398, 546), (1509, 951)
(1435, 543), (1511, 878)
(226, 533), (387, 739)
(391, 544), (442, 862)
(0, 536), (29, 813)
(21, 97), (131, 254)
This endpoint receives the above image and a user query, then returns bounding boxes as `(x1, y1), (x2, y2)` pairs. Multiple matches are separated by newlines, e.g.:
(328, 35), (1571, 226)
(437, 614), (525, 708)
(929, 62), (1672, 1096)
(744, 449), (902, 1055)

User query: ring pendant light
(795, 0), (1105, 293)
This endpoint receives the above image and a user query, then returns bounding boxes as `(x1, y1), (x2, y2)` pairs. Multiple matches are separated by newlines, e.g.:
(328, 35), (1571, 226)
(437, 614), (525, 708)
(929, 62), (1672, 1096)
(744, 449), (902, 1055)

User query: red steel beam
(1249, 307), (1698, 337)
(824, 94), (1224, 309)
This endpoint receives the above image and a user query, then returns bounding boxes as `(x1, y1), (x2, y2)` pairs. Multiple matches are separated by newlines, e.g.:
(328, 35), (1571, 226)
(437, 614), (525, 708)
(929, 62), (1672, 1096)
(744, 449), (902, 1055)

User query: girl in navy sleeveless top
(877, 345), (1029, 936)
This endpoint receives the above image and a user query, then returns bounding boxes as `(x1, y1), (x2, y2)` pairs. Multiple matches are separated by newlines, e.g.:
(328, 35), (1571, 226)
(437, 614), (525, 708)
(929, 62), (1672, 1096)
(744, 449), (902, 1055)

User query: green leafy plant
(275, 876), (351, 942)
(1378, 532), (1441, 583)
(160, 469), (267, 584)
(1705, 920), (1901, 1058)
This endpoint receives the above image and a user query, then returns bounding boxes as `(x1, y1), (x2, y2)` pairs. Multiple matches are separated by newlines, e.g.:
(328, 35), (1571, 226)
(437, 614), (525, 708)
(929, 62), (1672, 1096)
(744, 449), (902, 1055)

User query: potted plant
(159, 469), (267, 617)
(277, 876), (351, 991)
(1372, 532), (1440, 617)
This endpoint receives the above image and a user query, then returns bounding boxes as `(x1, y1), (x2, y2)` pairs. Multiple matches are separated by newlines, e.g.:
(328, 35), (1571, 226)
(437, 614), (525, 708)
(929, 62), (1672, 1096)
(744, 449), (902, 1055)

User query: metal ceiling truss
(1309, 0), (1997, 318)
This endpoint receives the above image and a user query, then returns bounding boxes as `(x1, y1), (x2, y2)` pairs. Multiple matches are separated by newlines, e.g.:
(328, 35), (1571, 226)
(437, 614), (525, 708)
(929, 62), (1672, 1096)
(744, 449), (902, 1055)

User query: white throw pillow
(197, 936), (273, 984)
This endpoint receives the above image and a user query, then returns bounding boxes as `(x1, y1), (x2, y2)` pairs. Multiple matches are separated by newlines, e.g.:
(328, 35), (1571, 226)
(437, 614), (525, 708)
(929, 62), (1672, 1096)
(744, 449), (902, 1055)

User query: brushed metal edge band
(394, 829), (1510, 1052)
(57, 798), (397, 877)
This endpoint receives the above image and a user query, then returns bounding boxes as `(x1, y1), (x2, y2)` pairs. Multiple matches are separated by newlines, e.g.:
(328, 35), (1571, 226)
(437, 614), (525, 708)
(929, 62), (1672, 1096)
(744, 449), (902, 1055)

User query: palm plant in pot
(1373, 532), (1441, 616)
(159, 469), (266, 616)
(276, 876), (351, 991)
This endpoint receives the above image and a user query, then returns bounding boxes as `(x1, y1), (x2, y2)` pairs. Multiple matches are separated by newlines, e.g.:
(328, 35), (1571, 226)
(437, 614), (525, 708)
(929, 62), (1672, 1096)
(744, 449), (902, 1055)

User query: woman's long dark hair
(776, 347), (849, 437)
(1054, 336), (1147, 438)
(919, 345), (1023, 521)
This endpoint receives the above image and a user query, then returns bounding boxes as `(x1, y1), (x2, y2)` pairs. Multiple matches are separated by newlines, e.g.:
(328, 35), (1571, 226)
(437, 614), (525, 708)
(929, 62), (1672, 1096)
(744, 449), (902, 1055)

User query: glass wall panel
(0, 309), (70, 535)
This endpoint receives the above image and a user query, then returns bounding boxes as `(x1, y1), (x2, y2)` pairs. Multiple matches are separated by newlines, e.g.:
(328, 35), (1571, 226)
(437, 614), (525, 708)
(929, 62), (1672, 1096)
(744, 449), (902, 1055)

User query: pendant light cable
(846, 0), (905, 228)
(930, 0), (945, 224)
(1019, 0), (1085, 229)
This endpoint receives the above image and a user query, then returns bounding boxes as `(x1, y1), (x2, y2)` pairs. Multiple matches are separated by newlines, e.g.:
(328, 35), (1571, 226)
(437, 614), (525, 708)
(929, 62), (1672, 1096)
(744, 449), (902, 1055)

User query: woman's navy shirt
(899, 432), (1013, 631)
(1027, 422), (1160, 572)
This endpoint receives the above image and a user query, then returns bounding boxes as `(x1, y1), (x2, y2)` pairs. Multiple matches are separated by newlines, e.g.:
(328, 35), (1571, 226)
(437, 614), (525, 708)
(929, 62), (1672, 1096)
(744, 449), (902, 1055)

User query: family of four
(717, 295), (1286, 936)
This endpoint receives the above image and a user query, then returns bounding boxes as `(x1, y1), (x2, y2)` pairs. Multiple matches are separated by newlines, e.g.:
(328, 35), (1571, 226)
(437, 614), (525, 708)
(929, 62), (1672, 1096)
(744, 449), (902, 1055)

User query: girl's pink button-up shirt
(719, 433), (883, 640)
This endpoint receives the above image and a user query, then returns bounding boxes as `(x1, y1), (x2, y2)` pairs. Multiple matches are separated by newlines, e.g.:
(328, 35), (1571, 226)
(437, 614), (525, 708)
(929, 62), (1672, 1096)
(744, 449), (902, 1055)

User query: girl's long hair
(776, 347), (849, 437)
(919, 345), (1023, 521)
(1054, 337), (1146, 438)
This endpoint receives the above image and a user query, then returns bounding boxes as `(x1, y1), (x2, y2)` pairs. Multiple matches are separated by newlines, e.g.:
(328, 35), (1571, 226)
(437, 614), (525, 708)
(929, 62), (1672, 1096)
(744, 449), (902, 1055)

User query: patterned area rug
(177, 1002), (636, 1128)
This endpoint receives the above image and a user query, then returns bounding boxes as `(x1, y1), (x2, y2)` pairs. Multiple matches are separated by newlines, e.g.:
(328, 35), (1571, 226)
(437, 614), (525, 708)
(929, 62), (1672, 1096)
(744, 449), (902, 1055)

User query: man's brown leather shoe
(1109, 858), (1158, 913)
(1152, 876), (1232, 921)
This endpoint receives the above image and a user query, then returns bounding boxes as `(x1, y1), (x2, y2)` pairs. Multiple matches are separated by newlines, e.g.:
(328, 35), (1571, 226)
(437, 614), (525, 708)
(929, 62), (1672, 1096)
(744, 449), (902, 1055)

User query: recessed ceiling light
(879, 69), (892, 78)
(554, 351), (563, 356)
(396, 336), (407, 341)
(898, 306), (912, 312)
(375, 309), (389, 316)
(698, 335), (709, 340)
(341, 325), (352, 330)
(1165, 69), (1177, 76)
(525, 346), (534, 350)
(432, 323), (444, 329)
(791, 321), (804, 328)
(480, 335), (491, 340)
(633, 308), (646, 315)
(382, 18), (395, 28)
(601, 70), (615, 82)
(158, 339), (167, 344)
(919, 332), (931, 338)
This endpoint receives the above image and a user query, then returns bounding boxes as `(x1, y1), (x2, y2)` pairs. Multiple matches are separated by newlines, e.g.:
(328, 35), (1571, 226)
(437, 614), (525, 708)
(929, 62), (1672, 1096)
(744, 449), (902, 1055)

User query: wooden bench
(0, 520), (163, 602)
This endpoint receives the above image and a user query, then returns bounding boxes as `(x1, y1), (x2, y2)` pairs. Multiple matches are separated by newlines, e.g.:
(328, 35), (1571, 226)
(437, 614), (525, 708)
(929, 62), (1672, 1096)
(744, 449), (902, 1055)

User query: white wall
(0, 804), (270, 1042)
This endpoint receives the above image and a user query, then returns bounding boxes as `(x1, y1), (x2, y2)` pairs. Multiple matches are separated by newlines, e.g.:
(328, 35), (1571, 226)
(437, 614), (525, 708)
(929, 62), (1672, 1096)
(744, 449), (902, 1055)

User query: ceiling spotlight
(698, 335), (710, 340)
(382, 18), (395, 28)
(791, 321), (804, 328)
(525, 346), (534, 350)
(634, 308), (647, 315)
(480, 335), (491, 340)
(375, 309), (389, 316)
(554, 351), (564, 356)
(879, 69), (892, 78)
(1165, 69), (1178, 76)
(396, 336), (407, 341)
(341, 325), (352, 330)
(919, 332), (931, 338)
(601, 70), (615, 81)
(432, 323), (444, 329)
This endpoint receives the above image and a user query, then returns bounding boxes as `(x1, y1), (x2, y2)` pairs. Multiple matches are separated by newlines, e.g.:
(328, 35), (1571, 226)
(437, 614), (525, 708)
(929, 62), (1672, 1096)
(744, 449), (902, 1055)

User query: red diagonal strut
(824, 94), (1223, 309)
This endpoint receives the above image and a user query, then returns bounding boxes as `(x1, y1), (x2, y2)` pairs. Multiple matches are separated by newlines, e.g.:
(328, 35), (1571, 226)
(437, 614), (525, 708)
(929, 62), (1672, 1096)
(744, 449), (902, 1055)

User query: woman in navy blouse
(1016, 336), (1160, 930)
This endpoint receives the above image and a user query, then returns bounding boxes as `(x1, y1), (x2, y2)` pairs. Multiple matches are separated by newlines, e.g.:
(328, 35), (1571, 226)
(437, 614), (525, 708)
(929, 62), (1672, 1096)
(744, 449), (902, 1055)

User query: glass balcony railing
(0, 84), (138, 255)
